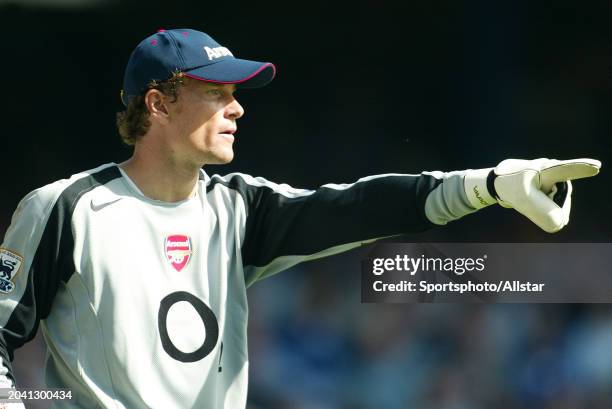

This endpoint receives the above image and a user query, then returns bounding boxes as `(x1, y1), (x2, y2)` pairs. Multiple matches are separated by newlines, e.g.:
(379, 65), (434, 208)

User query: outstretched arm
(226, 158), (600, 285)
(222, 171), (471, 285)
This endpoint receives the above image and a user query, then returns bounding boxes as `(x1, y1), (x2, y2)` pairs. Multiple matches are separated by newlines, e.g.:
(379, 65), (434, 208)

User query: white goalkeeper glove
(464, 158), (601, 233)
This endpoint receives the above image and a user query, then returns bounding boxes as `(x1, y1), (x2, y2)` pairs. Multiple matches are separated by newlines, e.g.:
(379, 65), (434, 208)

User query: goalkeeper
(0, 28), (601, 409)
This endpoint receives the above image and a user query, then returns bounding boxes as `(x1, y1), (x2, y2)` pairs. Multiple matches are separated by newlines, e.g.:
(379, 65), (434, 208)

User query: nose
(226, 97), (244, 120)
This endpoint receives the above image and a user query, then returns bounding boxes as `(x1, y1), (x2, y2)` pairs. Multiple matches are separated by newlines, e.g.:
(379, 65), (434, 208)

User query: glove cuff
(464, 167), (497, 209)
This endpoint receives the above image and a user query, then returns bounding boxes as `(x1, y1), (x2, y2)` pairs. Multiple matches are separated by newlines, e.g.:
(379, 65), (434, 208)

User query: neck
(120, 141), (201, 202)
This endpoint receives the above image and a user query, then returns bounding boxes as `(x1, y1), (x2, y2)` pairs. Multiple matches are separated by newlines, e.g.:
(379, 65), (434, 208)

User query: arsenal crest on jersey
(164, 235), (192, 272)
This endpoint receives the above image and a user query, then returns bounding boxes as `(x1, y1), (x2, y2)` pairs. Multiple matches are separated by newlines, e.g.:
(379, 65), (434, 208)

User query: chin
(207, 151), (234, 165)
(218, 156), (234, 164)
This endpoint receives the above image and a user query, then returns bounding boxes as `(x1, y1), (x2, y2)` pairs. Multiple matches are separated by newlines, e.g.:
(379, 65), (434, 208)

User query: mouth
(219, 129), (236, 142)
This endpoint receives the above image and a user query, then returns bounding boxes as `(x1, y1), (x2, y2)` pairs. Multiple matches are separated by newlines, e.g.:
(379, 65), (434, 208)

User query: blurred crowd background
(1, 0), (611, 408)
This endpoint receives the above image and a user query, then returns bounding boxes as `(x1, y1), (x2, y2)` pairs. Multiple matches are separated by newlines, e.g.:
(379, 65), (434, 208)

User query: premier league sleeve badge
(0, 248), (23, 294)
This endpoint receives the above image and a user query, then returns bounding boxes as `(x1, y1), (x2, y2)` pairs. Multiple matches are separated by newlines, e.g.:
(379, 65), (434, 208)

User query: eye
(206, 88), (223, 96)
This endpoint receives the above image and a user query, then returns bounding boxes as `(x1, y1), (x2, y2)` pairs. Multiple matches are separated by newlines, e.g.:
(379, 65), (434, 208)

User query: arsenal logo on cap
(164, 234), (192, 272)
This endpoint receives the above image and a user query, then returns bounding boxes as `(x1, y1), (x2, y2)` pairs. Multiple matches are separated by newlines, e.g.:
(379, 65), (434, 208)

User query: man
(0, 28), (600, 408)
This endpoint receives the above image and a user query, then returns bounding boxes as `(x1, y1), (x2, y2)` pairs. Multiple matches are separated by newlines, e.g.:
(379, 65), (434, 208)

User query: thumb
(539, 158), (601, 193)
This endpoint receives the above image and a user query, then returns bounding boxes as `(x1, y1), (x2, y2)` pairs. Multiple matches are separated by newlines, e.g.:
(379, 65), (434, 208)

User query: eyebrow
(209, 84), (238, 94)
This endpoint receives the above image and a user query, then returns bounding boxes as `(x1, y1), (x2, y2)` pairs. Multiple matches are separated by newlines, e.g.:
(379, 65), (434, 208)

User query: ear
(144, 89), (170, 124)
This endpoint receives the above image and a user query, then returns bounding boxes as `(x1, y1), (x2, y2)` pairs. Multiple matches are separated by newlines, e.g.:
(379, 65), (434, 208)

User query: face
(162, 78), (244, 166)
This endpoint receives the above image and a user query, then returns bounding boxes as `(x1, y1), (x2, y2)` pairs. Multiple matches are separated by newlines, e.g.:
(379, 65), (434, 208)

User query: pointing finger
(539, 158), (601, 193)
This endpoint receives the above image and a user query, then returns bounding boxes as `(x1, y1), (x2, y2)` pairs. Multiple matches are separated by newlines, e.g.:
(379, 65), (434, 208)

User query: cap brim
(184, 58), (276, 89)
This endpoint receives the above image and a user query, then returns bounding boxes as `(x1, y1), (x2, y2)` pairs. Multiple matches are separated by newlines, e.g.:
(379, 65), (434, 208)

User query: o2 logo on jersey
(0, 248), (23, 294)
(158, 291), (219, 363)
(164, 234), (192, 272)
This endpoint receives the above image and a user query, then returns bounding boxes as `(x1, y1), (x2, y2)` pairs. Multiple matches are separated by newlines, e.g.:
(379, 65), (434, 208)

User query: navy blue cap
(121, 28), (276, 106)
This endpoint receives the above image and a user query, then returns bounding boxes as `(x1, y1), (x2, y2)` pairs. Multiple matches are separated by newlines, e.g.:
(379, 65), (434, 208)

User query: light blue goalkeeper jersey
(0, 162), (475, 408)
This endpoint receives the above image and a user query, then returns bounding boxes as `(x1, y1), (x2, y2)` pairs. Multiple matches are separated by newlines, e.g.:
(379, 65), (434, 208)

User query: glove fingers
(539, 158), (601, 193)
(550, 181), (568, 207)
(562, 181), (572, 220)
(512, 183), (568, 233)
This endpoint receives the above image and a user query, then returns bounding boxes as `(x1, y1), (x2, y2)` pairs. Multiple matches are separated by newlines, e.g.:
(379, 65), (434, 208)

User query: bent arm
(0, 190), (48, 387)
(0, 177), (81, 387)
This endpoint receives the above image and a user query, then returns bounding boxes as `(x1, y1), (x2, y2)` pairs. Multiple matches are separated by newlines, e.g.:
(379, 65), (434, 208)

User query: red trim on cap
(183, 63), (276, 84)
